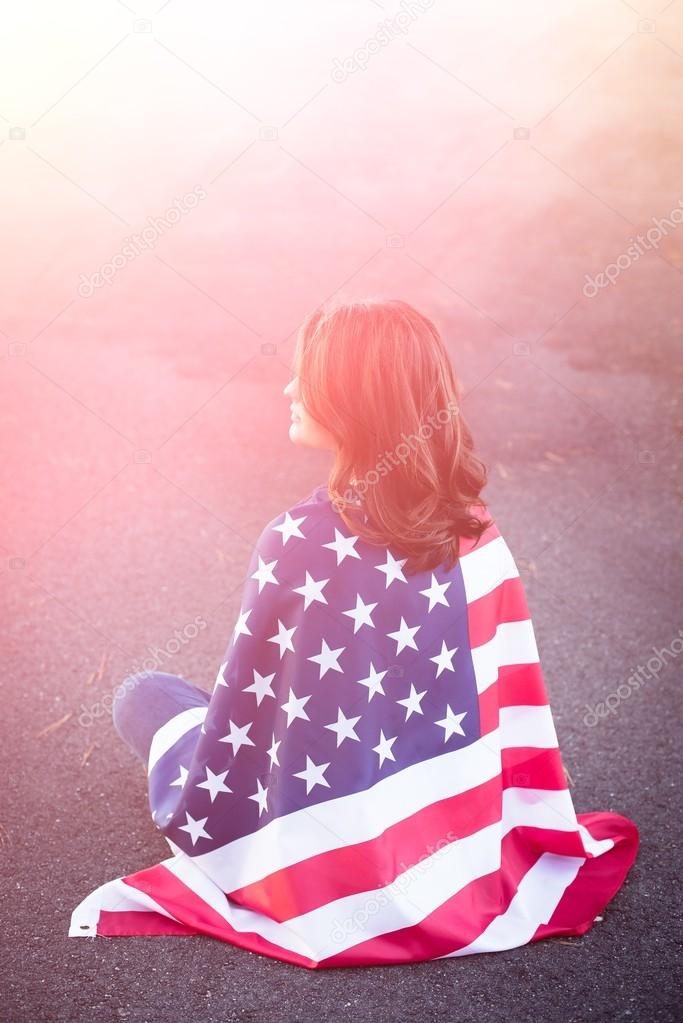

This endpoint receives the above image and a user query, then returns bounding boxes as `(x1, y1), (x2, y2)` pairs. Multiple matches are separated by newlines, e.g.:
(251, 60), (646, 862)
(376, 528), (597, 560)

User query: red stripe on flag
(478, 663), (549, 738)
(97, 909), (199, 937)
(467, 576), (531, 648)
(320, 826), (545, 967)
(501, 746), (567, 790)
(120, 866), (320, 969)
(228, 775), (502, 921)
(497, 662), (548, 707)
(531, 811), (639, 942)
(478, 682), (499, 735)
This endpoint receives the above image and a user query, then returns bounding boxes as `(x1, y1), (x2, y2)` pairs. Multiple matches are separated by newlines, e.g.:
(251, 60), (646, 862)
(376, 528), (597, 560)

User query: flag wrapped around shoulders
(69, 483), (639, 968)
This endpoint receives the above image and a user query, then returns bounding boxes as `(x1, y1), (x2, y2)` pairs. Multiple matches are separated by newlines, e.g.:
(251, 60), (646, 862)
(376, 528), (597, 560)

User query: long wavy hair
(292, 297), (492, 575)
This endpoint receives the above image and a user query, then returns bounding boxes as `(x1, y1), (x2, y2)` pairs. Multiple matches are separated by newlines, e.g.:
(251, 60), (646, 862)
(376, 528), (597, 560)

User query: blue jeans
(112, 671), (210, 764)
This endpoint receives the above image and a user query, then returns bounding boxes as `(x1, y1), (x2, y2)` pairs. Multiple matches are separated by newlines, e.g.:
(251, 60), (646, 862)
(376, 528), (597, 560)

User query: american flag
(69, 484), (639, 967)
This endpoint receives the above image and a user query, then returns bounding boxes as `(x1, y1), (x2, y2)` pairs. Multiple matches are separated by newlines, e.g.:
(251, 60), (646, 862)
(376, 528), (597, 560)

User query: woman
(70, 298), (638, 968)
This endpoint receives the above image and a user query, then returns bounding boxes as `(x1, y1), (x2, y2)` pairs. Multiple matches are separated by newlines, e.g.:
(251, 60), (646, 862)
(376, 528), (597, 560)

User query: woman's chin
(289, 422), (306, 445)
(288, 420), (335, 451)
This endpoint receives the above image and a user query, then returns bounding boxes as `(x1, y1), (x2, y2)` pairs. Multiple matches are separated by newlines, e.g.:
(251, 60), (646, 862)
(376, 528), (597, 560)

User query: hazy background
(2, 2), (681, 1021)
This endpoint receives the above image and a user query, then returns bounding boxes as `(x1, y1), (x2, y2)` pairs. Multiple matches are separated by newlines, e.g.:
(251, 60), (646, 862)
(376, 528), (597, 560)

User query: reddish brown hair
(293, 297), (492, 575)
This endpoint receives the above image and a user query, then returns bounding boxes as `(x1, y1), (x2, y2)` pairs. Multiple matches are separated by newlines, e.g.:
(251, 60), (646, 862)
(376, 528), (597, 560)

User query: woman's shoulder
(278, 482), (336, 523)
(254, 484), (337, 557)
(255, 491), (506, 578)
(302, 482), (334, 508)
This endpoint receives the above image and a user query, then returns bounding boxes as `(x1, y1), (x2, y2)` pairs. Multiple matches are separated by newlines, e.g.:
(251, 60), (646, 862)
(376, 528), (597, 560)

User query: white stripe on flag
(502, 786), (579, 833)
(444, 851), (584, 956)
(470, 619), (540, 694)
(505, 790), (612, 856)
(68, 876), (180, 937)
(578, 822), (614, 857)
(499, 704), (557, 749)
(147, 706), (208, 775)
(460, 535), (519, 603)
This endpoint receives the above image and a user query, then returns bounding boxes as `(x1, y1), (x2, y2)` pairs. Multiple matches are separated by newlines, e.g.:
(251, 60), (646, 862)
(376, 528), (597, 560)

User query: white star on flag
(308, 638), (345, 678)
(272, 512), (306, 544)
(268, 618), (297, 658)
(267, 734), (281, 767)
(396, 684), (427, 720)
(196, 766), (232, 802)
(293, 755), (331, 794)
(213, 661), (228, 690)
(430, 640), (458, 677)
(342, 594), (377, 633)
(281, 688), (311, 726)
(218, 719), (255, 755)
(242, 669), (276, 705)
(387, 616), (421, 655)
(293, 571), (330, 609)
(323, 528), (361, 565)
(170, 765), (189, 788)
(375, 551), (408, 588)
(178, 812), (212, 846)
(373, 730), (397, 767)
(420, 573), (452, 611)
(232, 609), (252, 643)
(435, 705), (467, 740)
(249, 779), (269, 817)
(251, 556), (278, 593)
(325, 708), (362, 747)
(356, 661), (388, 701)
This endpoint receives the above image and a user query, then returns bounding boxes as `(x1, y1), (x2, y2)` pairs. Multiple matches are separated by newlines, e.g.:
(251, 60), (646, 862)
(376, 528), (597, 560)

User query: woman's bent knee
(111, 671), (157, 727)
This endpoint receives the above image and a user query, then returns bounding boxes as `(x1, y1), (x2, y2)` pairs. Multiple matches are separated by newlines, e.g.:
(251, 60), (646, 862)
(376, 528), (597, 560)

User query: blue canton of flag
(151, 484), (480, 852)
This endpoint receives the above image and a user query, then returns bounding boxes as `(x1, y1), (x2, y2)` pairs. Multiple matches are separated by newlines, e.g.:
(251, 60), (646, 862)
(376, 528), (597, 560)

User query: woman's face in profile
(283, 376), (337, 451)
